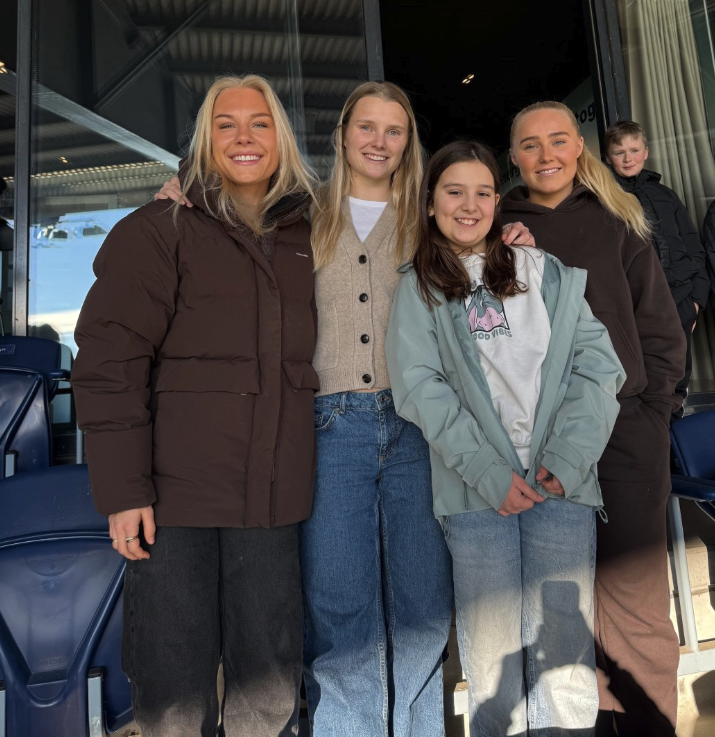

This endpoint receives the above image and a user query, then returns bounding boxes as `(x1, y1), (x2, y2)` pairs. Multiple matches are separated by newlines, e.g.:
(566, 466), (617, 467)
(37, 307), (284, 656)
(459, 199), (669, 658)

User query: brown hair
(311, 81), (424, 270)
(510, 101), (650, 241)
(413, 140), (525, 307)
(604, 120), (648, 151)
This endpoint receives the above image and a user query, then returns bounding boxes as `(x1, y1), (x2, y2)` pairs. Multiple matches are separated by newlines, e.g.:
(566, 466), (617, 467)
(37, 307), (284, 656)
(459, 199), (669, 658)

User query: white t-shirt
(462, 248), (551, 468)
(349, 197), (388, 241)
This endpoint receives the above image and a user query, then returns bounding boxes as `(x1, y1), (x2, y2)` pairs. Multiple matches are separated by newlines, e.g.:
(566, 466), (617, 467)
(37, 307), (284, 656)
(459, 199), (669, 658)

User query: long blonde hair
(311, 81), (424, 270)
(510, 101), (650, 240)
(176, 74), (317, 234)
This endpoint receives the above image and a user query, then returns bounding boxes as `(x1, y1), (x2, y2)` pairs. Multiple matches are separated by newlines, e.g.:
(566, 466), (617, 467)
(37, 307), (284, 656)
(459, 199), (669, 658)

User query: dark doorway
(379, 0), (593, 160)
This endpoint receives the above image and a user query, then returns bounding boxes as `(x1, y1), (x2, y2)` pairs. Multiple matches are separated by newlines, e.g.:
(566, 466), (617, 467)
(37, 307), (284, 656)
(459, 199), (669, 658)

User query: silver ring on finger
(125, 536), (138, 543)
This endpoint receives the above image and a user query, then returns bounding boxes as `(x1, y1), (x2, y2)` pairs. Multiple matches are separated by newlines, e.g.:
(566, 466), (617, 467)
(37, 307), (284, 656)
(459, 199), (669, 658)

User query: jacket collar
(610, 166), (661, 191)
(178, 158), (311, 230)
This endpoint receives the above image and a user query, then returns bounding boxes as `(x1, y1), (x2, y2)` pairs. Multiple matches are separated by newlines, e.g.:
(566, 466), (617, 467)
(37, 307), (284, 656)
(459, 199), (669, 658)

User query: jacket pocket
(282, 360), (321, 392)
(153, 357), (260, 394)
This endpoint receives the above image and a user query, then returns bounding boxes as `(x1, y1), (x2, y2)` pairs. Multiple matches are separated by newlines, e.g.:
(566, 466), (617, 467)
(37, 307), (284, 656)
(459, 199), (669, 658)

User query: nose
(462, 194), (479, 212)
(371, 131), (386, 149)
(538, 147), (553, 163)
(234, 123), (253, 144)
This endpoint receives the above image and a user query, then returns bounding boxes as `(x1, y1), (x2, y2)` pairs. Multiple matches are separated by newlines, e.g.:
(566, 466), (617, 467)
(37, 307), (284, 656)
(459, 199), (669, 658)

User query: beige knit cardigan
(313, 201), (403, 397)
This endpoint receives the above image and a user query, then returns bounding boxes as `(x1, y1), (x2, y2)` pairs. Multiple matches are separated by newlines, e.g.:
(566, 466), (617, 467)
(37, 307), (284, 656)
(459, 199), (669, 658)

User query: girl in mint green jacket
(386, 141), (625, 737)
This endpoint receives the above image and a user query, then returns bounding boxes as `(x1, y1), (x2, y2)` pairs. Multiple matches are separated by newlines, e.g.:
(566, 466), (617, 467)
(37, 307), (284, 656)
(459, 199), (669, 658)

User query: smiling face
(510, 109), (584, 209)
(606, 133), (649, 178)
(211, 86), (279, 205)
(430, 160), (500, 256)
(342, 95), (409, 199)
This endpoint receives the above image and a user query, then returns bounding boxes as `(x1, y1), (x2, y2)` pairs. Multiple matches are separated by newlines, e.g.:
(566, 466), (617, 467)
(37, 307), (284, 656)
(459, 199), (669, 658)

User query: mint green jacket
(385, 252), (626, 517)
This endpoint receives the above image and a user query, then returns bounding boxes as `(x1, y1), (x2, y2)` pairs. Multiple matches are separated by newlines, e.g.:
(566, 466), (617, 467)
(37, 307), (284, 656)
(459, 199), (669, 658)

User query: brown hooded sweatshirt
(72, 179), (319, 528)
(502, 184), (686, 421)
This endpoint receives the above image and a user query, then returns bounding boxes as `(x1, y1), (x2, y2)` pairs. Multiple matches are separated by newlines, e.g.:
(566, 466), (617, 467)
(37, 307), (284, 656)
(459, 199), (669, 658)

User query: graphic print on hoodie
(466, 284), (510, 336)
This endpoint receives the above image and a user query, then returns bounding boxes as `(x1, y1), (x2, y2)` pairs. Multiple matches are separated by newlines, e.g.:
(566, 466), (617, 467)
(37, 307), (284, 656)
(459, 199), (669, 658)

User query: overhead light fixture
(59, 156), (68, 164)
(0, 61), (7, 74)
(462, 73), (475, 85)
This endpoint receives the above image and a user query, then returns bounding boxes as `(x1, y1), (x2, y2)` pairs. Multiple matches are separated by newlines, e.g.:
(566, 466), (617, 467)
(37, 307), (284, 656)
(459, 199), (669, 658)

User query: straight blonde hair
(510, 101), (650, 241)
(311, 81), (424, 270)
(176, 74), (317, 234)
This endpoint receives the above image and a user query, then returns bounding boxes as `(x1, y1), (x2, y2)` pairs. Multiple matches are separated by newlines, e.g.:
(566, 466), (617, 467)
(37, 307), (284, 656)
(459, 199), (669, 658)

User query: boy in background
(605, 120), (709, 412)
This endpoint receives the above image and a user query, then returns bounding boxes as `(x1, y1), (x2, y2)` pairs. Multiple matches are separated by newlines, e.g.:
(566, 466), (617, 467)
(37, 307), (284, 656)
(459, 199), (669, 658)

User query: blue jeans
(301, 390), (453, 737)
(445, 500), (597, 737)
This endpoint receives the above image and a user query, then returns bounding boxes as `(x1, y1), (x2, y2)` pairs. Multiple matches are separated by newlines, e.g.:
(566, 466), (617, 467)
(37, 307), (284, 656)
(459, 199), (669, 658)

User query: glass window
(27, 0), (368, 358)
(0, 0), (17, 337)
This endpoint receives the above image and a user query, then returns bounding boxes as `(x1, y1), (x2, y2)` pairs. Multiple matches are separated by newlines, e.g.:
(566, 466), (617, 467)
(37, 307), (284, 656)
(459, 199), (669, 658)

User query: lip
(536, 167), (561, 176)
(362, 152), (388, 163)
(455, 218), (479, 227)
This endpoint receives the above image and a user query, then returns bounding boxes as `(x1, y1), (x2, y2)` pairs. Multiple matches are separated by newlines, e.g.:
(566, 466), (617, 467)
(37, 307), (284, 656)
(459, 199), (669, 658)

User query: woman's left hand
(536, 466), (565, 495)
(502, 221), (535, 247)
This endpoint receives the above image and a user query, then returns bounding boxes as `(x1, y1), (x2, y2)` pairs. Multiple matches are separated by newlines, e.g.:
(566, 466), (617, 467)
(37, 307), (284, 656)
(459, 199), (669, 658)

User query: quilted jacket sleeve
(71, 211), (178, 516)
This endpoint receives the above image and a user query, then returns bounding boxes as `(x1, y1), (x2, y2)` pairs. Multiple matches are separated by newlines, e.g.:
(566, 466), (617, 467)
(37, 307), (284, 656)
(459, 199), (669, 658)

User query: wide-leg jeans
(301, 390), (453, 737)
(122, 525), (303, 737)
(445, 499), (598, 737)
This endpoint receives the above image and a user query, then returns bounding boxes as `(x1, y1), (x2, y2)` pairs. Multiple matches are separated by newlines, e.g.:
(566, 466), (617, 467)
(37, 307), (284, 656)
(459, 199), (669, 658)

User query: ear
(495, 193), (501, 206)
(509, 149), (517, 167)
(576, 136), (584, 157)
(644, 146), (649, 161)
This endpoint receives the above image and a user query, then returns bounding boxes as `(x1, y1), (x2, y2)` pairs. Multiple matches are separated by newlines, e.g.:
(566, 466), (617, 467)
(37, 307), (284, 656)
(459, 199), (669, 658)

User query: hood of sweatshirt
(502, 182), (593, 218)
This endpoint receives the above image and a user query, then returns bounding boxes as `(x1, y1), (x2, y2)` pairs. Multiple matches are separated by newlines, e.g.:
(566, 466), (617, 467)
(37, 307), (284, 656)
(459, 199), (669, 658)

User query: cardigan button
(361, 334), (370, 344)
(358, 254), (367, 264)
(359, 293), (368, 302)
(362, 373), (372, 383)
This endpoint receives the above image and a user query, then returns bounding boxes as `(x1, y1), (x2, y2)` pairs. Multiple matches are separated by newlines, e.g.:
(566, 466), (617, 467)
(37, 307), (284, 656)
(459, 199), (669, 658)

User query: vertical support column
(582, 0), (630, 143)
(667, 495), (700, 652)
(284, 0), (306, 154)
(13, 0), (32, 337)
(362, 0), (385, 81)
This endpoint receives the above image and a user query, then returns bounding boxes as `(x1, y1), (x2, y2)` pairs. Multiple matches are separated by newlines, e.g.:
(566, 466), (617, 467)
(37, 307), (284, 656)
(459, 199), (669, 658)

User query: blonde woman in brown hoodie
(502, 101), (686, 737)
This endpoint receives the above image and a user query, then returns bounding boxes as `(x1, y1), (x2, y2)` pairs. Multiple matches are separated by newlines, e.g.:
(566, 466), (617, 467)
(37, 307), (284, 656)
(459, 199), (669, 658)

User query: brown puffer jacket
(72, 181), (319, 528)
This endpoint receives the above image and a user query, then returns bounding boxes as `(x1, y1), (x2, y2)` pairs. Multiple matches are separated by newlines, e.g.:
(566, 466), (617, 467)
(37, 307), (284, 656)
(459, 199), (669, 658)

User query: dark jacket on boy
(701, 199), (715, 310)
(612, 167), (707, 406)
(612, 168), (709, 316)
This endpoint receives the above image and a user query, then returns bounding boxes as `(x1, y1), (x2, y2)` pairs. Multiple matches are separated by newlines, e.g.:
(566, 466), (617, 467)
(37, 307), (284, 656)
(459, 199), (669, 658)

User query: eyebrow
(441, 182), (495, 191)
(354, 118), (406, 130)
(213, 112), (272, 120)
(519, 131), (571, 145)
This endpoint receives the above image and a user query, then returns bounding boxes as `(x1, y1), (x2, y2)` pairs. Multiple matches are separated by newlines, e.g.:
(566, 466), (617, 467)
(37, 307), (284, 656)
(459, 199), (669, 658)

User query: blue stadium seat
(668, 410), (715, 675)
(0, 464), (133, 736)
(0, 336), (71, 478)
(670, 410), (715, 521)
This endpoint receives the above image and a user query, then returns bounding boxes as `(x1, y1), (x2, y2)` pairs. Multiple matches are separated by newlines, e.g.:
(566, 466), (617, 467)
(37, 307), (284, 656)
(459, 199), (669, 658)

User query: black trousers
(122, 525), (302, 737)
